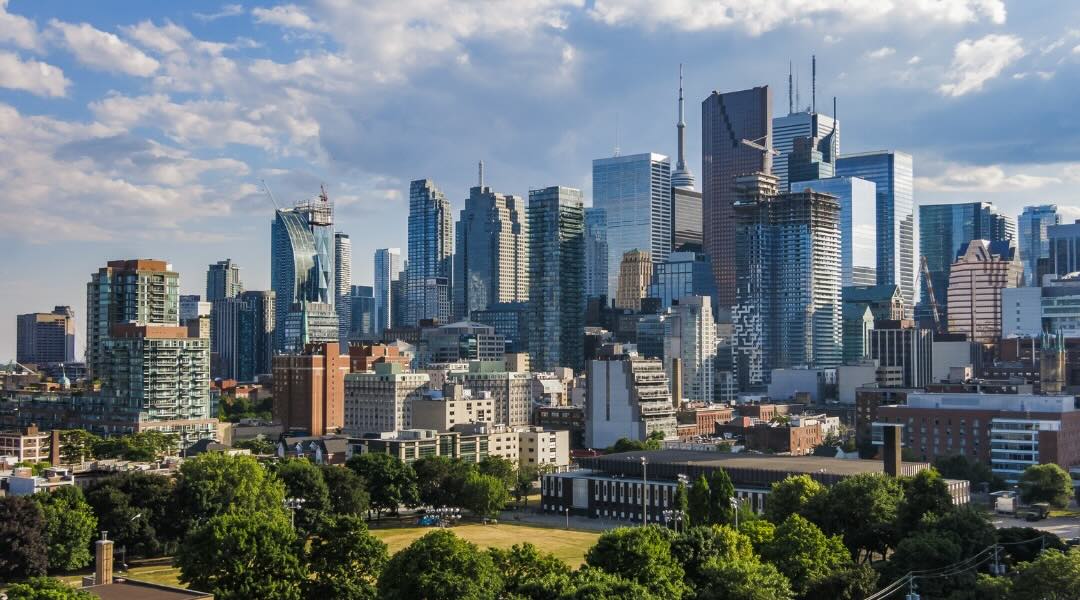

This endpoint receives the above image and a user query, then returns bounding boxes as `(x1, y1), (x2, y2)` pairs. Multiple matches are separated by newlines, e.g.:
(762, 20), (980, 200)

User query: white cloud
(194, 4), (244, 22)
(588, 0), (1005, 35)
(252, 4), (322, 31)
(908, 56), (922, 65)
(0, 51), (69, 97)
(866, 47), (895, 59)
(48, 20), (159, 77)
(918, 163), (1064, 192)
(939, 34), (1025, 97)
(0, 0), (39, 50)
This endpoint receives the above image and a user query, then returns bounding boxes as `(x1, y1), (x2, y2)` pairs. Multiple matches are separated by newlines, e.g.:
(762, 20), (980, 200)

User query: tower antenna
(812, 54), (817, 113)
(788, 61), (793, 114)
(478, 160), (484, 188)
(795, 67), (800, 112)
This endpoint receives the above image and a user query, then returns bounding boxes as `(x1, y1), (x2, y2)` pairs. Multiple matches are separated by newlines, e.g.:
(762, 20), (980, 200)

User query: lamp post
(730, 497), (740, 530)
(284, 497), (305, 529)
(434, 506), (461, 528)
(662, 509), (685, 533)
(640, 456), (648, 525)
(562, 505), (569, 529)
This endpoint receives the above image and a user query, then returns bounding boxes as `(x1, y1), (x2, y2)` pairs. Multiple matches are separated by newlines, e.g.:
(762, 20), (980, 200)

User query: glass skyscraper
(528, 186), (585, 371)
(453, 184), (528, 320)
(647, 251), (717, 314)
(790, 176), (877, 287)
(835, 151), (916, 311)
(1018, 205), (1059, 286)
(1049, 222), (1080, 278)
(918, 202), (1014, 320)
(592, 153), (672, 295)
(773, 110), (838, 193)
(373, 248), (400, 334)
(406, 179), (453, 324)
(271, 194), (338, 353)
(584, 208), (608, 299)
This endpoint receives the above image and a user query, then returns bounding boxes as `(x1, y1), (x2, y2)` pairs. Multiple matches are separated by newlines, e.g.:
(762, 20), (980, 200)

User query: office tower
(345, 285), (376, 341)
(615, 249), (653, 311)
(271, 190), (339, 353)
(647, 251), (717, 313)
(16, 306), (75, 365)
(841, 285), (905, 362)
(592, 153), (672, 294)
(584, 208), (609, 299)
(636, 312), (668, 359)
(790, 177), (877, 286)
(374, 248), (401, 334)
(343, 363), (430, 434)
(919, 202), (1014, 319)
(836, 151), (916, 310)
(335, 233), (352, 345)
(733, 173), (842, 389)
(947, 240), (1023, 343)
(390, 274), (407, 328)
(773, 110), (839, 192)
(419, 322), (506, 367)
(1018, 205), (1059, 286)
(453, 179), (529, 319)
(585, 355), (676, 447)
(528, 186), (585, 371)
(179, 295), (210, 323)
(407, 179), (454, 324)
(273, 341), (349, 436)
(672, 188), (703, 252)
(866, 322), (933, 388)
(471, 302), (530, 354)
(206, 259), (243, 301)
(1048, 221), (1080, 278)
(786, 133), (836, 184)
(702, 86), (772, 310)
(663, 296), (716, 402)
(240, 290), (275, 378)
(86, 259), (180, 377)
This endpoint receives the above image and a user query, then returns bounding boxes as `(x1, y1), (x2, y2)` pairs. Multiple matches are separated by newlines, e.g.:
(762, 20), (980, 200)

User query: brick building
(273, 342), (349, 436)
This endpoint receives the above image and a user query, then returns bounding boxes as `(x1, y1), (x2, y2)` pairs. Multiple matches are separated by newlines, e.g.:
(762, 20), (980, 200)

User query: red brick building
(273, 342), (349, 436)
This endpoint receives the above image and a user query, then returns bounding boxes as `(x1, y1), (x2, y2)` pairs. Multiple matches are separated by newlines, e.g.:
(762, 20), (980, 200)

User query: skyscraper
(1018, 205), (1059, 286)
(212, 290), (276, 381)
(16, 306), (75, 365)
(647, 252), (717, 313)
(702, 86), (772, 310)
(947, 240), (1022, 343)
(206, 259), (243, 301)
(663, 296), (716, 403)
(373, 248), (401, 334)
(671, 65), (695, 190)
(346, 285), (377, 341)
(835, 151), (916, 311)
(790, 177), (877, 287)
(772, 110), (839, 192)
(584, 208), (609, 299)
(528, 186), (585, 371)
(919, 202), (1014, 319)
(406, 179), (453, 324)
(615, 249), (653, 312)
(453, 179), (528, 319)
(335, 232), (352, 345)
(1049, 221), (1080, 278)
(733, 173), (842, 389)
(592, 153), (672, 294)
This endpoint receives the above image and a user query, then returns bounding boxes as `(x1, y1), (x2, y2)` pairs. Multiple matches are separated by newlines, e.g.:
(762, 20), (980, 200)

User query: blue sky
(1, 0), (1078, 360)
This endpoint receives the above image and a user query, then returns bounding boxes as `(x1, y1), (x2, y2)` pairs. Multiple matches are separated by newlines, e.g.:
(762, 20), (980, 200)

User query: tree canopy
(277, 458), (331, 534)
(459, 471), (510, 519)
(347, 453), (418, 516)
(174, 453), (287, 530)
(764, 474), (825, 525)
(0, 496), (49, 582)
(818, 473), (903, 562)
(306, 514), (388, 600)
(85, 471), (177, 557)
(4, 577), (95, 599)
(1009, 548), (1080, 600)
(320, 464), (370, 516)
(761, 514), (850, 597)
(585, 526), (688, 599)
(377, 529), (503, 600)
(32, 486), (97, 572)
(1018, 463), (1073, 508)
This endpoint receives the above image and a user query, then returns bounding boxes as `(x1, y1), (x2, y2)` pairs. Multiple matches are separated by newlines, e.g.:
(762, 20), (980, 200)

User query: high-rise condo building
(790, 177), (877, 287)
(374, 248), (401, 334)
(919, 202), (1014, 320)
(592, 153), (672, 294)
(206, 259), (243, 302)
(86, 259), (180, 377)
(406, 179), (454, 324)
(584, 208), (609, 299)
(212, 290), (276, 381)
(946, 240), (1023, 343)
(733, 173), (842, 389)
(528, 186), (585, 371)
(454, 179), (528, 319)
(773, 110), (839, 192)
(615, 249), (653, 312)
(663, 296), (717, 402)
(835, 151), (916, 311)
(1018, 205), (1059, 286)
(702, 86), (772, 311)
(346, 285), (377, 341)
(1048, 221), (1080, 279)
(335, 232), (352, 345)
(16, 307), (75, 366)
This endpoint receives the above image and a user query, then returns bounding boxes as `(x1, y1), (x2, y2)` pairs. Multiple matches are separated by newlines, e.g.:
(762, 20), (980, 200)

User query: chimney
(50, 429), (61, 466)
(95, 531), (114, 586)
(670, 358), (683, 409)
(882, 425), (902, 477)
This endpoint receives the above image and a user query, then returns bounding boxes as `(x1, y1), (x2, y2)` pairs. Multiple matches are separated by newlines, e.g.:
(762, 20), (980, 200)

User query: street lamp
(433, 506), (461, 528)
(662, 509), (685, 533)
(730, 497), (741, 530)
(284, 497), (305, 529)
(561, 505), (570, 529)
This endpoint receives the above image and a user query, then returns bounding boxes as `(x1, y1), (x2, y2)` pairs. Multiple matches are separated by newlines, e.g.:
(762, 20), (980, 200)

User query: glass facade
(592, 153), (672, 295)
(1018, 205), (1058, 286)
(453, 185), (528, 320)
(1049, 222), (1080, 278)
(791, 176), (877, 287)
(772, 111), (839, 192)
(528, 186), (585, 371)
(647, 251), (717, 314)
(836, 151), (916, 311)
(671, 187), (703, 252)
(584, 208), (609, 299)
(373, 248), (400, 334)
(406, 179), (454, 324)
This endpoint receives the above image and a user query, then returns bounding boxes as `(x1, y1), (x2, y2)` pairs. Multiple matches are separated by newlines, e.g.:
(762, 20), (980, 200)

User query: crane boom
(739, 136), (780, 156)
(261, 179), (281, 211)
(920, 256), (944, 333)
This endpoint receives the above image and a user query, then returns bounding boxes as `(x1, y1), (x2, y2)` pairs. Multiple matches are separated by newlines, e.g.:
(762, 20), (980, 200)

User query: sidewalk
(499, 506), (635, 532)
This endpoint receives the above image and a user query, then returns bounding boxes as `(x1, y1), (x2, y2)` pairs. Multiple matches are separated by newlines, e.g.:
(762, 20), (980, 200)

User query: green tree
(305, 514), (388, 600)
(347, 452), (419, 517)
(996, 527), (1066, 565)
(320, 464), (370, 516)
(515, 464), (539, 507)
(173, 453), (287, 531)
(585, 526), (688, 599)
(58, 430), (101, 464)
(687, 475), (710, 527)
(488, 543), (571, 598)
(803, 564), (878, 600)
(413, 456), (475, 507)
(232, 437), (275, 455)
(277, 458), (330, 534)
(695, 556), (794, 600)
(820, 473), (903, 562)
(923, 505), (996, 558)
(377, 529), (503, 600)
(1018, 463), (1073, 508)
(970, 573), (1011, 600)
(93, 431), (178, 461)
(765, 475), (826, 525)
(33, 486), (97, 571)
(562, 567), (659, 600)
(934, 454), (1006, 491)
(672, 480), (689, 516)
(477, 455), (516, 490)
(0, 496), (49, 582)
(671, 525), (756, 593)
(883, 531), (964, 599)
(460, 472), (510, 519)
(176, 511), (306, 600)
(897, 468), (954, 533)
(4, 577), (95, 599)
(1009, 548), (1080, 600)
(708, 469), (736, 526)
(761, 514), (851, 597)
(739, 519), (776, 552)
(85, 472), (177, 557)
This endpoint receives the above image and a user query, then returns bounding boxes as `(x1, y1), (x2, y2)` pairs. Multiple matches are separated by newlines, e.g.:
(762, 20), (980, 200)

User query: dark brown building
(348, 343), (411, 373)
(273, 342), (349, 436)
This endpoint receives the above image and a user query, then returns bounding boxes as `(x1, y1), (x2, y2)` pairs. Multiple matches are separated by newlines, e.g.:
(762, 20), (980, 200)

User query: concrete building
(528, 186), (586, 371)
(348, 342), (411, 373)
(407, 179), (454, 324)
(615, 249), (653, 311)
(932, 339), (983, 383)
(419, 321), (505, 367)
(841, 284), (906, 363)
(519, 426), (570, 469)
(0, 425), (51, 464)
(947, 240), (1023, 343)
(410, 384), (495, 431)
(453, 180), (529, 319)
(1002, 287), (1044, 339)
(273, 342), (349, 436)
(16, 307), (76, 366)
(335, 233), (353, 345)
(448, 361), (532, 427)
(585, 355), (677, 448)
(767, 367), (833, 403)
(343, 362), (430, 435)
(373, 248), (401, 334)
(206, 258), (243, 302)
(663, 296), (716, 402)
(1019, 205), (1059, 287)
(837, 362), (879, 404)
(791, 176), (876, 287)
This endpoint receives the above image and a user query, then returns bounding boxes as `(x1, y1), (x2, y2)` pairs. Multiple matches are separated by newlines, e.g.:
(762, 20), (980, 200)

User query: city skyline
(3, 1), (1080, 358)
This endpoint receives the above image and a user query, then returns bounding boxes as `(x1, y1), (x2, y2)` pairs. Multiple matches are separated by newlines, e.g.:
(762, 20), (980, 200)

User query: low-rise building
(343, 363), (430, 435)
(0, 425), (52, 464)
(411, 384), (495, 432)
(5, 465), (75, 495)
(518, 426), (570, 470)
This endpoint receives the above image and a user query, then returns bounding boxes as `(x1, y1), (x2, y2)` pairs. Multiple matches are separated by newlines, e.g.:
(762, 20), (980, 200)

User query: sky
(1, 0), (1079, 360)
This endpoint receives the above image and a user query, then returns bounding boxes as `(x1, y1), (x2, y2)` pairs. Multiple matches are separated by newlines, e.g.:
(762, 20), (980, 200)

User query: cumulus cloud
(0, 51), (69, 97)
(588, 0), (1005, 35)
(866, 47), (895, 59)
(918, 163), (1063, 192)
(194, 4), (244, 22)
(939, 34), (1025, 97)
(0, 0), (39, 50)
(48, 20), (160, 77)
(252, 4), (322, 30)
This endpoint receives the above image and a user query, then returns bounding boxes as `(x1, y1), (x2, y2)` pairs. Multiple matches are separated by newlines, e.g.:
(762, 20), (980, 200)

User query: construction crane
(739, 135), (779, 156)
(919, 256), (944, 333)
(261, 179), (281, 211)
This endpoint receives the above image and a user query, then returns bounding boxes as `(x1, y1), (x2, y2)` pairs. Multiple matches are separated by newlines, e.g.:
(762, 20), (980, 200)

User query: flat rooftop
(84, 580), (212, 600)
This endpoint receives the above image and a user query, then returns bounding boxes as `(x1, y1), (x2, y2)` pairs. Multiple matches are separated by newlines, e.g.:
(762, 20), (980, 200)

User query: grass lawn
(371, 522), (600, 565)
(57, 563), (183, 588)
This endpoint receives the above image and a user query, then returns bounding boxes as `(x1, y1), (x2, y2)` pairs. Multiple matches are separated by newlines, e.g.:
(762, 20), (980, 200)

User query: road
(992, 515), (1080, 540)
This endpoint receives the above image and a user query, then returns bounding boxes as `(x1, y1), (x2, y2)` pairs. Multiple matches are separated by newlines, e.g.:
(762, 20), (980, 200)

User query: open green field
(58, 563), (183, 588)
(371, 522), (600, 565)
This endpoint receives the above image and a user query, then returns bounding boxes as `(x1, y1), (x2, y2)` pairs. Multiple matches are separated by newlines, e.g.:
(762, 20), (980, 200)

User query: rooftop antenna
(788, 61), (793, 114)
(614, 112), (621, 157)
(795, 67), (800, 113)
(478, 160), (484, 188)
(261, 179), (281, 211)
(811, 54), (817, 113)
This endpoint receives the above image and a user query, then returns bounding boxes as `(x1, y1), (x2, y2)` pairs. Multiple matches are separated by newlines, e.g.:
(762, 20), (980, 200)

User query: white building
(518, 427), (570, 470)
(768, 367), (835, 403)
(448, 361), (532, 427)
(410, 385), (495, 432)
(585, 356), (677, 448)
(1001, 287), (1043, 338)
(343, 363), (430, 435)
(663, 296), (716, 403)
